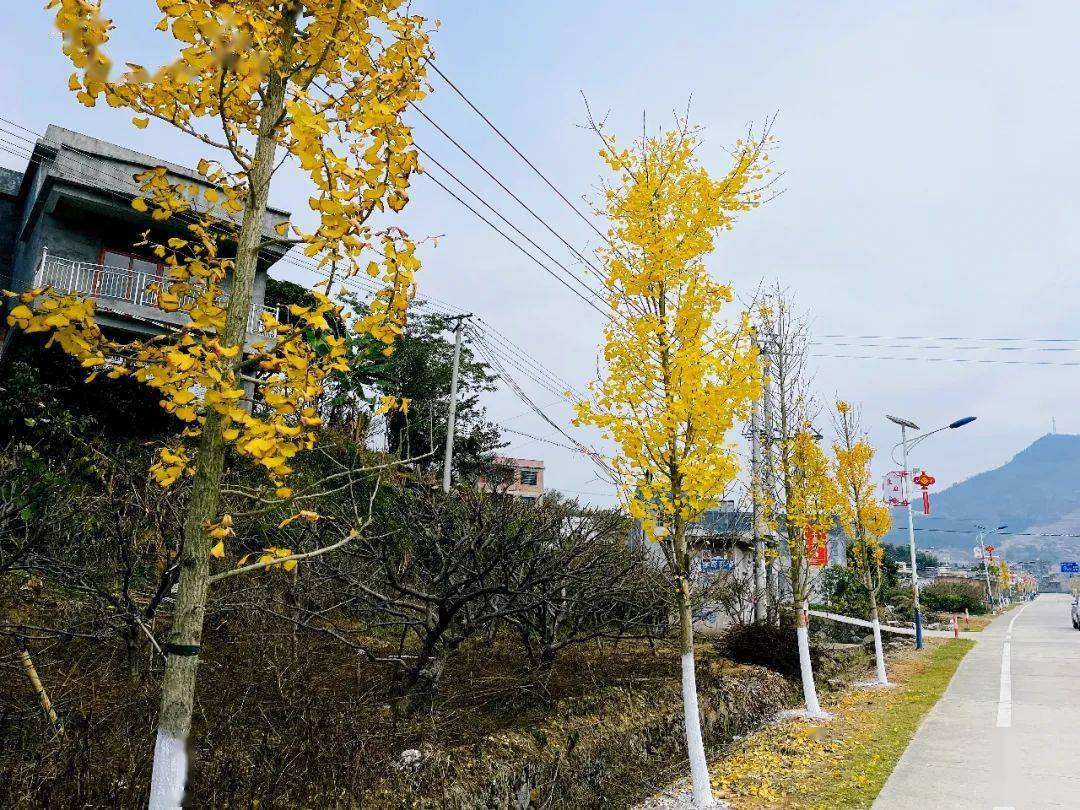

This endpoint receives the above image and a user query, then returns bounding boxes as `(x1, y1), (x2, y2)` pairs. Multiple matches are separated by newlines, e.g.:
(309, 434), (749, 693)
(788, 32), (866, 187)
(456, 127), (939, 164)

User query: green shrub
(816, 564), (872, 620)
(717, 619), (823, 680)
(919, 580), (987, 615)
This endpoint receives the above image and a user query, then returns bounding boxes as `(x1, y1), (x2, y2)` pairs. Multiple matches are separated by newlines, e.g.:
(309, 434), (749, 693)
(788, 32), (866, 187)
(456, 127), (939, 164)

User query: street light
(976, 524), (1008, 607)
(887, 413), (977, 649)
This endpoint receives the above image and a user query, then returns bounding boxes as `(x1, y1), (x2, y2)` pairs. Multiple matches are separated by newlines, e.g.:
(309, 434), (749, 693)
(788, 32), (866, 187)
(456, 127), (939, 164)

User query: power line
(420, 168), (611, 320)
(498, 397), (570, 423)
(910, 526), (1080, 539)
(814, 341), (1080, 353)
(410, 106), (609, 287)
(818, 334), (1080, 344)
(469, 328), (615, 482)
(470, 321), (584, 400)
(471, 330), (568, 400)
(308, 81), (622, 324)
(811, 352), (1080, 367)
(498, 426), (582, 452)
(424, 61), (607, 247)
(416, 148), (614, 314)
(468, 328), (578, 406)
(415, 70), (657, 323)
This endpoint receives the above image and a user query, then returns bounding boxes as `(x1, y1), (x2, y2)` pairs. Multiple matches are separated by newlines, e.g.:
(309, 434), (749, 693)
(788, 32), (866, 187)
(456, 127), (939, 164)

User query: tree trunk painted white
(148, 730), (186, 809)
(681, 650), (713, 807)
(871, 604), (889, 686)
(767, 559), (779, 623)
(796, 601), (826, 718)
(673, 510), (714, 808)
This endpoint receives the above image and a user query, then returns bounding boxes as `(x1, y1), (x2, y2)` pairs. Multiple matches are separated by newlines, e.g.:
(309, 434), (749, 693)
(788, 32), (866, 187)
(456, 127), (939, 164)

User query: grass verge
(957, 614), (994, 632)
(710, 638), (975, 808)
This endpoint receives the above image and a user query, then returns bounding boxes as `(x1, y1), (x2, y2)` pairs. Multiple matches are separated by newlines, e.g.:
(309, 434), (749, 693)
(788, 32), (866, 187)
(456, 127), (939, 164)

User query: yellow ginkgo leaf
(132, 116), (149, 129)
(209, 541), (225, 559)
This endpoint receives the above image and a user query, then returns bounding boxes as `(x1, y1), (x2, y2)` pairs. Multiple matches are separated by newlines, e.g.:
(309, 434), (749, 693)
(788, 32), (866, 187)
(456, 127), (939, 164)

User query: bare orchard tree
(705, 560), (759, 628)
(324, 487), (670, 705)
(499, 497), (671, 675)
(757, 284), (815, 611)
(0, 444), (57, 578)
(327, 486), (559, 701)
(0, 441), (185, 681)
(757, 285), (837, 719)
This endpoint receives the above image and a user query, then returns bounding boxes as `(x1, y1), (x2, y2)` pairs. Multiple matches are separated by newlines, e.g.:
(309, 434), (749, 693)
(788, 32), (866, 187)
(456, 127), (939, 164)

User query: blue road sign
(701, 557), (736, 574)
(1061, 561), (1080, 574)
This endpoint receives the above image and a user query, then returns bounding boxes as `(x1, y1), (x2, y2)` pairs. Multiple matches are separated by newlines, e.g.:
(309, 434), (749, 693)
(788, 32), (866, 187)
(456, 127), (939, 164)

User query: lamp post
(888, 414), (977, 649)
(976, 524), (1008, 607)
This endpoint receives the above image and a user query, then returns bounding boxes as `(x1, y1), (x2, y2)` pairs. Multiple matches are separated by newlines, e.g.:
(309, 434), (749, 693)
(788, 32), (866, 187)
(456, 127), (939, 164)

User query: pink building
(478, 457), (545, 499)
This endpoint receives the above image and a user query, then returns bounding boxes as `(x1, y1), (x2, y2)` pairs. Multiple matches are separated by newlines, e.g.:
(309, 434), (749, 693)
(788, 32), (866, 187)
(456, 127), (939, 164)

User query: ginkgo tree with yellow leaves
(575, 116), (772, 809)
(754, 288), (841, 718)
(777, 428), (842, 718)
(832, 400), (892, 686)
(9, 2), (433, 806)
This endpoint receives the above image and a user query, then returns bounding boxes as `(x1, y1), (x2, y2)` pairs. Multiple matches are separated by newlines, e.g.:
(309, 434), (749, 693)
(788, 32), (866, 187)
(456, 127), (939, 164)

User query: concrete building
(627, 499), (757, 630)
(0, 125), (290, 350)
(477, 456), (545, 499)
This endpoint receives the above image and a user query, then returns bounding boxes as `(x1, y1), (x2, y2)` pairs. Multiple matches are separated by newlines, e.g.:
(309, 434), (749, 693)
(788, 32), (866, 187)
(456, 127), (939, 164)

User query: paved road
(875, 593), (1080, 810)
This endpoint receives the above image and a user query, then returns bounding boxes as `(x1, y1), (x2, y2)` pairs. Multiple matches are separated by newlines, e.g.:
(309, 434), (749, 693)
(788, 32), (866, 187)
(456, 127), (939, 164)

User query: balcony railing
(33, 251), (277, 336)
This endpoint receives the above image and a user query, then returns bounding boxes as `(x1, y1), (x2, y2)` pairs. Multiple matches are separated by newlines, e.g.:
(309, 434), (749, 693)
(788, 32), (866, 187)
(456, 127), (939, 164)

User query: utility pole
(442, 314), (471, 493)
(761, 333), (779, 620)
(978, 531), (994, 605)
(750, 328), (767, 623)
(898, 425), (924, 649)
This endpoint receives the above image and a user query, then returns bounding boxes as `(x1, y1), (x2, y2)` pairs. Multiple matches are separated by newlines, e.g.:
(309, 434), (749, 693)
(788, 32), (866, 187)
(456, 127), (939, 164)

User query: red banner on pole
(805, 527), (828, 567)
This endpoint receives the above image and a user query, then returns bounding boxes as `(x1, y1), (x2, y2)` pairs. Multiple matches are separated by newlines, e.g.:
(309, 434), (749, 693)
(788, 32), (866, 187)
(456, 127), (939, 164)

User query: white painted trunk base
(680, 651), (715, 807)
(872, 617), (890, 686)
(148, 729), (187, 809)
(795, 624), (828, 719)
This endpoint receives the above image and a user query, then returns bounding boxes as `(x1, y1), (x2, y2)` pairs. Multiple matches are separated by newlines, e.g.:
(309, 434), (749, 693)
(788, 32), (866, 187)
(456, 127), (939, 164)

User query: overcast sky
(4, 2), (1079, 508)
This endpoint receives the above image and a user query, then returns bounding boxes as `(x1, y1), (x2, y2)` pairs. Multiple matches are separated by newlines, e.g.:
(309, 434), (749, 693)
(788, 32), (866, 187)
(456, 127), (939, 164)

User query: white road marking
(996, 641), (1012, 727)
(996, 605), (1028, 729)
(1006, 606), (1026, 636)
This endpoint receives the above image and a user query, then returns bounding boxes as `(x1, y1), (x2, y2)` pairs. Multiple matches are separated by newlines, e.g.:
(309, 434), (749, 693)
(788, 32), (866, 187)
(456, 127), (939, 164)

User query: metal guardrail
(33, 251), (277, 336)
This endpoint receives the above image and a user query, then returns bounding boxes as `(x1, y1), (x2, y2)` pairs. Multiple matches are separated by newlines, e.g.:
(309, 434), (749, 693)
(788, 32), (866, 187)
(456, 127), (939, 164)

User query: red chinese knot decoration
(912, 470), (936, 515)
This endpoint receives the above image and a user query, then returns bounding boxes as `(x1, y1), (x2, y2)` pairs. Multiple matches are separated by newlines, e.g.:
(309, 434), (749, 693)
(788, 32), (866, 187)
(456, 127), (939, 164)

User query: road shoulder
(708, 639), (973, 808)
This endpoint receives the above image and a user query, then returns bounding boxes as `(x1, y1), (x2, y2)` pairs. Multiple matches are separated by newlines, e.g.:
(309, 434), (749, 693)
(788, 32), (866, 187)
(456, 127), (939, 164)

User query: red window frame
(96, 247), (166, 301)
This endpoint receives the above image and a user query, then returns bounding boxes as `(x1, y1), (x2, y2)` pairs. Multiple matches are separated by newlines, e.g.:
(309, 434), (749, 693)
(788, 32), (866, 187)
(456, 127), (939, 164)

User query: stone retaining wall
(367, 658), (790, 809)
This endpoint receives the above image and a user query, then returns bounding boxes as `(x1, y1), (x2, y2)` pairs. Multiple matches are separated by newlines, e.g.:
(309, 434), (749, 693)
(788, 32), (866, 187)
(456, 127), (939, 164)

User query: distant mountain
(882, 433), (1080, 564)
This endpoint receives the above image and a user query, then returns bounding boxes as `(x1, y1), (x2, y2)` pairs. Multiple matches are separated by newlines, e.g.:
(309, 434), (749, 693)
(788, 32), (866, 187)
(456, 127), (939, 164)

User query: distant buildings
(477, 456), (545, 499)
(686, 500), (754, 569)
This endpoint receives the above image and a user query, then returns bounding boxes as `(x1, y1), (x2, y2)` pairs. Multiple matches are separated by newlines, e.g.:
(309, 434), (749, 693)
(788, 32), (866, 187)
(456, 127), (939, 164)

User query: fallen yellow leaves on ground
(711, 639), (974, 809)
